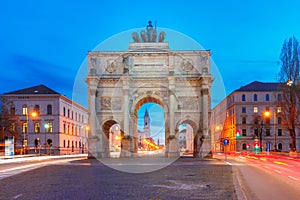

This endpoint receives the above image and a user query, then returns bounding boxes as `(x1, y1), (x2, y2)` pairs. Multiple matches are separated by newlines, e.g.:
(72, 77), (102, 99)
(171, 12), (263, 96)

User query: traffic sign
(223, 138), (229, 146)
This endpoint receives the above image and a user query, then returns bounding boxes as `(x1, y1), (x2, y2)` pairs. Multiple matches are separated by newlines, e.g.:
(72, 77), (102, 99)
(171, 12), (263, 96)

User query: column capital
(201, 88), (209, 95)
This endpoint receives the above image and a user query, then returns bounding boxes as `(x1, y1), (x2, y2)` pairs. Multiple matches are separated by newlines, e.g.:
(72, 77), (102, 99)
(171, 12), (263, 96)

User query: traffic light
(236, 130), (241, 139)
(253, 139), (261, 151)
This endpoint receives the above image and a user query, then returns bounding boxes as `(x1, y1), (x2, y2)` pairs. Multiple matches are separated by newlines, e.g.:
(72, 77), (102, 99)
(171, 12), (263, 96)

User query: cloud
(3, 53), (75, 97)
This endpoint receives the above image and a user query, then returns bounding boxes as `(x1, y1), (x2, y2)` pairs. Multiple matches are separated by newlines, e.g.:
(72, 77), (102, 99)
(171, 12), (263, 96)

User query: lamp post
(24, 110), (38, 155)
(44, 123), (49, 155)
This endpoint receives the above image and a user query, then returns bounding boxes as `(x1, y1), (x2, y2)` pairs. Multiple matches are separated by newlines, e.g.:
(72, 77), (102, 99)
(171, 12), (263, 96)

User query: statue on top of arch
(132, 20), (165, 43)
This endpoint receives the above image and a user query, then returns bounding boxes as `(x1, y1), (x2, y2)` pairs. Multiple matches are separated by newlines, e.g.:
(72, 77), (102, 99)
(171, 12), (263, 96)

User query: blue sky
(1, 1), (300, 107)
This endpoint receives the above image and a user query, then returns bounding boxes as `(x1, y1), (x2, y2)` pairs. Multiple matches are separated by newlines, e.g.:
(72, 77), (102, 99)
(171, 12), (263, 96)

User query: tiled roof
(4, 84), (60, 95)
(235, 81), (280, 92)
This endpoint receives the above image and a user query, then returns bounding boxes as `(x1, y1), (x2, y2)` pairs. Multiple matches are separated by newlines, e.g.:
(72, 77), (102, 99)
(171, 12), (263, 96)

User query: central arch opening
(134, 97), (165, 157)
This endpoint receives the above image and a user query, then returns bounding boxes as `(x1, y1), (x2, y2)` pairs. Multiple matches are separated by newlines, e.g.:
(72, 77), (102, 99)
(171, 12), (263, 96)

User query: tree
(278, 36), (300, 152)
(0, 97), (22, 151)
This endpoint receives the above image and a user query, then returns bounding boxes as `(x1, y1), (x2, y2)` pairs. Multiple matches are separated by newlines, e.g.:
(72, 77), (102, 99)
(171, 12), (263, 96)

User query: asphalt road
(219, 154), (300, 200)
(0, 157), (237, 200)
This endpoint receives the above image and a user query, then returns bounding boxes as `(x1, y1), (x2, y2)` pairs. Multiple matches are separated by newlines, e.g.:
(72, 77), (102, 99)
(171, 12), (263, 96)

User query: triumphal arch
(86, 22), (213, 158)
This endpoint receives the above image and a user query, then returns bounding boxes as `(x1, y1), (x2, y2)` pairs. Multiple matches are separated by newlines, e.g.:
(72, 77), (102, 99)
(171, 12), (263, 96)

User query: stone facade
(1, 85), (88, 155)
(86, 26), (213, 158)
(211, 81), (300, 153)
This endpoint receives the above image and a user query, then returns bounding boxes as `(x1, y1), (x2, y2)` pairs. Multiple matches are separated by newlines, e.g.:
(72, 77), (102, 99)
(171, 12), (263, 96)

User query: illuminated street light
(287, 80), (293, 86)
(24, 110), (38, 155)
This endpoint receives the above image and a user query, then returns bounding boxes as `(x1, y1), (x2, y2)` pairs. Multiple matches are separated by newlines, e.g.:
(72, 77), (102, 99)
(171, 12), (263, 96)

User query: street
(0, 156), (236, 200)
(1, 154), (300, 199)
(215, 153), (300, 200)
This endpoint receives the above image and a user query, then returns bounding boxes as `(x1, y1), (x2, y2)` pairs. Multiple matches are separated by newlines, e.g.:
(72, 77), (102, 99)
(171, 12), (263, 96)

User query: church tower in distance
(144, 109), (150, 138)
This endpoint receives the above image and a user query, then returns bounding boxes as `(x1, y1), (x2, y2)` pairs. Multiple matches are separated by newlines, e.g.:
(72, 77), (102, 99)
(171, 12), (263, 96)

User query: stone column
(168, 77), (179, 157)
(200, 88), (212, 158)
(121, 77), (131, 157)
(86, 76), (99, 158)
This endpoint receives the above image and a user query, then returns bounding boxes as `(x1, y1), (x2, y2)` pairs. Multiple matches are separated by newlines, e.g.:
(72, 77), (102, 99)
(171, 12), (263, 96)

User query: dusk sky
(2, 0), (300, 108)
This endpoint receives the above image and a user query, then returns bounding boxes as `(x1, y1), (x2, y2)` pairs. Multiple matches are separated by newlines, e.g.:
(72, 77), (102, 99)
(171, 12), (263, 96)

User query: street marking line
(13, 194), (23, 199)
(275, 170), (282, 174)
(225, 161), (232, 165)
(288, 176), (299, 181)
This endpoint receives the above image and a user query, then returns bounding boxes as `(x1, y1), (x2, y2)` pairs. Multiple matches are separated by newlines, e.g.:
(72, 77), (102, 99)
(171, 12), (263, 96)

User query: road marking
(288, 176), (299, 181)
(275, 170), (282, 174)
(13, 194), (23, 199)
(225, 161), (232, 165)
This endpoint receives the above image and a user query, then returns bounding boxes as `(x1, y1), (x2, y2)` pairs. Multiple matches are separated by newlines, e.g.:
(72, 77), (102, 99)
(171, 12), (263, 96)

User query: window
(242, 129), (246, 136)
(278, 129), (282, 136)
(34, 122), (40, 133)
(242, 143), (247, 150)
(46, 122), (53, 133)
(64, 140), (66, 148)
(277, 94), (282, 102)
(265, 128), (270, 136)
(68, 109), (70, 118)
(47, 105), (52, 115)
(71, 125), (74, 135)
(72, 111), (73, 119)
(242, 107), (246, 113)
(242, 117), (246, 124)
(10, 123), (15, 132)
(75, 113), (77, 121)
(242, 94), (246, 101)
(34, 105), (40, 114)
(254, 94), (258, 101)
(278, 143), (283, 151)
(266, 118), (270, 125)
(22, 122), (28, 133)
(278, 117), (282, 125)
(22, 105), (28, 115)
(67, 125), (70, 134)
(63, 107), (66, 116)
(63, 123), (66, 133)
(265, 94), (270, 101)
(253, 106), (258, 113)
(10, 105), (15, 115)
(254, 117), (259, 124)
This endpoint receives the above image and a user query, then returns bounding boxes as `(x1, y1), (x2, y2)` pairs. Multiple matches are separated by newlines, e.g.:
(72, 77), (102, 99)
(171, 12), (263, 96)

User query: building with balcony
(1, 85), (88, 155)
(211, 81), (299, 153)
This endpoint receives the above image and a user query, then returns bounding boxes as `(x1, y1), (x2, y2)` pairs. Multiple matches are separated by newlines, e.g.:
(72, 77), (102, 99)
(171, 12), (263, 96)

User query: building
(1, 85), (88, 155)
(211, 81), (299, 153)
(86, 21), (213, 158)
(138, 109), (153, 150)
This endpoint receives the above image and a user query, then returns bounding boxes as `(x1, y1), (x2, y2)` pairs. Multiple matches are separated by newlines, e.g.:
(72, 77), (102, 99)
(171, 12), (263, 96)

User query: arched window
(265, 94), (269, 101)
(34, 105), (40, 114)
(254, 94), (258, 101)
(242, 143), (247, 150)
(242, 94), (246, 101)
(22, 105), (28, 115)
(47, 105), (52, 115)
(278, 143), (283, 151)
(277, 94), (282, 101)
(63, 107), (66, 116)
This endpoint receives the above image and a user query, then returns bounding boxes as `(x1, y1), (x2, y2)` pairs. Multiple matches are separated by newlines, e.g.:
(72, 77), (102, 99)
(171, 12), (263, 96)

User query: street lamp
(44, 123), (49, 155)
(24, 110), (38, 155)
